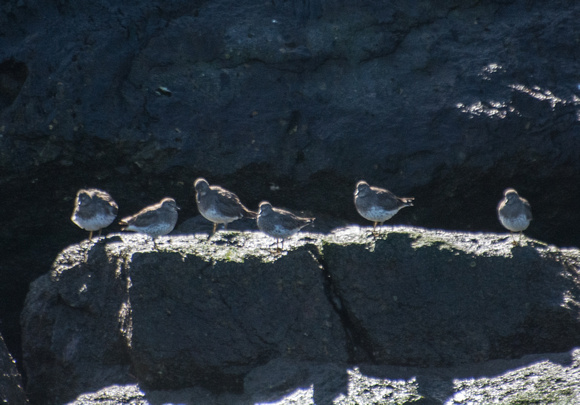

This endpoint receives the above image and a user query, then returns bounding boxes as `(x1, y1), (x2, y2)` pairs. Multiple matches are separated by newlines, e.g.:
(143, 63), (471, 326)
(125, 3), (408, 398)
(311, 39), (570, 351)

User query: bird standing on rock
(256, 201), (315, 252)
(71, 188), (118, 241)
(119, 197), (179, 247)
(354, 180), (414, 234)
(194, 178), (257, 235)
(497, 188), (532, 245)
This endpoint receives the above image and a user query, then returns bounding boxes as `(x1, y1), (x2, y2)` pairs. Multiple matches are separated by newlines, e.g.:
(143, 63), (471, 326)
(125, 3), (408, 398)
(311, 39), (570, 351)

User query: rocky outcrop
(3, 0), (580, 389)
(21, 232), (345, 404)
(21, 227), (580, 404)
(0, 332), (28, 405)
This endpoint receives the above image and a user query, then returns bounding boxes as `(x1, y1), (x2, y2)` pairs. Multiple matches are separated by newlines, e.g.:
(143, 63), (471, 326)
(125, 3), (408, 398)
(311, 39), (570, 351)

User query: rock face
(0, 332), (28, 405)
(325, 228), (580, 366)
(21, 228), (580, 404)
(21, 232), (346, 404)
(2, 0), (580, 387)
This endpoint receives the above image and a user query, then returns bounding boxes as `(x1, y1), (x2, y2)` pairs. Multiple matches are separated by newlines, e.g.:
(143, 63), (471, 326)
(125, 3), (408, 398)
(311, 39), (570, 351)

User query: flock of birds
(71, 177), (533, 251)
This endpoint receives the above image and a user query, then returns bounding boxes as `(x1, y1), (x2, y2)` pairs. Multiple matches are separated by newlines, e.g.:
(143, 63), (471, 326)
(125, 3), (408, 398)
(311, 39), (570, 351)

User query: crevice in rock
(309, 249), (376, 364)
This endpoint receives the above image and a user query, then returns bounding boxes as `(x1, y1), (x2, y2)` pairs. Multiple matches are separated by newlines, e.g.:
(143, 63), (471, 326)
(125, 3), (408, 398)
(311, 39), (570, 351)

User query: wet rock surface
(20, 227), (580, 404)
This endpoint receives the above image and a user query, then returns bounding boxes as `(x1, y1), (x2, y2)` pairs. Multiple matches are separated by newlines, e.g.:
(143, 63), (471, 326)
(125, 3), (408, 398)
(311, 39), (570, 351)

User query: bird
(194, 178), (257, 234)
(497, 188), (532, 245)
(119, 198), (179, 247)
(71, 188), (118, 241)
(256, 201), (315, 252)
(354, 180), (414, 233)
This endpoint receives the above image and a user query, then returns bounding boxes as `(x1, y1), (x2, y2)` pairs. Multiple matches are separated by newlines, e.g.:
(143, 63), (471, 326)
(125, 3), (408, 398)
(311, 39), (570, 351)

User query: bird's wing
(276, 210), (314, 230)
(214, 189), (246, 218)
(120, 208), (158, 227)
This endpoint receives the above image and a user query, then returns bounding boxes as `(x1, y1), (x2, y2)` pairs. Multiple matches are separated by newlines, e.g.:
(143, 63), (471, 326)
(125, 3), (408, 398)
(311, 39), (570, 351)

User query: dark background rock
(1, 0), (580, 399)
(20, 229), (580, 404)
(0, 332), (28, 404)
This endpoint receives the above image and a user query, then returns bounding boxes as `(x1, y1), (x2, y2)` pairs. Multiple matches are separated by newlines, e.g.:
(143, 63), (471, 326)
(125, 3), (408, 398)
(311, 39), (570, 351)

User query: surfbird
(497, 188), (532, 245)
(354, 180), (414, 233)
(194, 178), (257, 234)
(71, 188), (118, 241)
(119, 197), (179, 246)
(257, 201), (315, 252)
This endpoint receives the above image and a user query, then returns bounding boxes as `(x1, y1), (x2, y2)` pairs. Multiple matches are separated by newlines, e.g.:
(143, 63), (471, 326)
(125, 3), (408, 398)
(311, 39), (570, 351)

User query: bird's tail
(242, 206), (258, 219)
(301, 217), (315, 230)
(118, 218), (129, 230)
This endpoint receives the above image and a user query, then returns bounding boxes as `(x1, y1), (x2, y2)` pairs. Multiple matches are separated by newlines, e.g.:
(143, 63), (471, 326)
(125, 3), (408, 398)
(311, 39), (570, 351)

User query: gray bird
(71, 188), (118, 241)
(119, 198), (179, 246)
(257, 201), (315, 252)
(194, 178), (257, 234)
(354, 180), (414, 233)
(497, 188), (532, 245)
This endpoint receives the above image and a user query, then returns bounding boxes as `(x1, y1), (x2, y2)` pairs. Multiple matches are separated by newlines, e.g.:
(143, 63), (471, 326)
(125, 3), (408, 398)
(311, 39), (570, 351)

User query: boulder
(0, 332), (28, 404)
(20, 241), (134, 405)
(21, 232), (346, 404)
(324, 227), (580, 366)
(21, 227), (580, 403)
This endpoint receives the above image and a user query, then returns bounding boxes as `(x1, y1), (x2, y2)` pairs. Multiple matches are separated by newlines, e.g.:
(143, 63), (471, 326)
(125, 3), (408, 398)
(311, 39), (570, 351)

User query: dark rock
(127, 236), (346, 391)
(20, 242), (134, 405)
(324, 227), (580, 366)
(21, 228), (580, 403)
(21, 232), (346, 403)
(0, 332), (28, 405)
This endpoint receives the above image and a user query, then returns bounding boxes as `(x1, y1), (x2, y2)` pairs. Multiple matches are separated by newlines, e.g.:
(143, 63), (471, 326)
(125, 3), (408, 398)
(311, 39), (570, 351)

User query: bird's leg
(88, 231), (93, 241)
(98, 229), (103, 238)
(510, 232), (518, 246)
(519, 231), (524, 245)
(223, 223), (228, 231)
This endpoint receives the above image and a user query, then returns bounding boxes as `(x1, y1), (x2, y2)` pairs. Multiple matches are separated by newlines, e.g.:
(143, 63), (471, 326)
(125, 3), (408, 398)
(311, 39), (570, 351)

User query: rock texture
(325, 228), (580, 366)
(2, 0), (580, 382)
(21, 228), (580, 404)
(67, 349), (580, 404)
(21, 232), (345, 404)
(0, 332), (28, 405)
